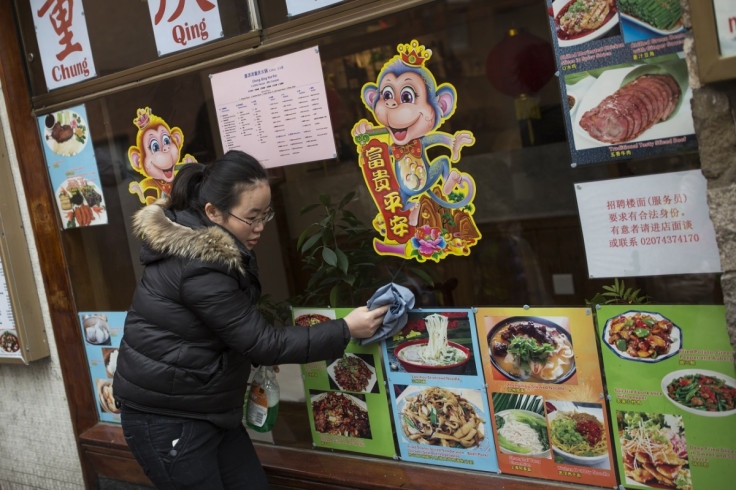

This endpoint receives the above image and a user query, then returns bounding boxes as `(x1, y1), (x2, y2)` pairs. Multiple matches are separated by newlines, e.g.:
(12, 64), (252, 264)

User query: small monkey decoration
(353, 40), (481, 262)
(128, 107), (196, 205)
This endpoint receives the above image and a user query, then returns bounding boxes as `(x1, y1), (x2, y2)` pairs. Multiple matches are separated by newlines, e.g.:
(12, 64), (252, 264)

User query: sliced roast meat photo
(579, 74), (680, 144)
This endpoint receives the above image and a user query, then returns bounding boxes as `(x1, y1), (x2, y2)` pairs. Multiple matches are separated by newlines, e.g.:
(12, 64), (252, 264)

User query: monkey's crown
(134, 107), (152, 129)
(398, 40), (431, 68)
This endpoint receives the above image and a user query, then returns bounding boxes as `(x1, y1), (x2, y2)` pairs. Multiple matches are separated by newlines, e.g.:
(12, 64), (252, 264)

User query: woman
(113, 150), (388, 489)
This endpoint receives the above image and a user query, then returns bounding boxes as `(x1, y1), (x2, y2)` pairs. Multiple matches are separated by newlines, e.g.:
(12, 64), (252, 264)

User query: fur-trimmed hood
(132, 199), (247, 275)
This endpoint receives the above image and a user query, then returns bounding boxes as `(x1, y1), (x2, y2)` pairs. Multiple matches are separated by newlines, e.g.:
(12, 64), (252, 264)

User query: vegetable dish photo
(661, 369), (736, 417)
(603, 310), (681, 362)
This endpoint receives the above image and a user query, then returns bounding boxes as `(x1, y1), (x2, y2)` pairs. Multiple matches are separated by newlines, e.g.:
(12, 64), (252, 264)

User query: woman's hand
(343, 305), (389, 339)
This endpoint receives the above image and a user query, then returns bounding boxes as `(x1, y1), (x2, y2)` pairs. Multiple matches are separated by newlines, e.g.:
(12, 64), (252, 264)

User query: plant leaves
(322, 247), (337, 267)
(338, 191), (355, 209)
(300, 232), (322, 254)
(299, 203), (321, 215)
(335, 248), (349, 275)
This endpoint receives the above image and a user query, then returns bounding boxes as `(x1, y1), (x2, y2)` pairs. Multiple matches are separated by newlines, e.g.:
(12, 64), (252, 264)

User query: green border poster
(596, 305), (736, 490)
(294, 307), (396, 458)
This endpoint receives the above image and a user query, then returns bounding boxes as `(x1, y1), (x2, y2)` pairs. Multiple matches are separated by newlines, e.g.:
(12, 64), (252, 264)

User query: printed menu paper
(31, 0), (97, 90)
(575, 169), (721, 278)
(545, 1), (696, 165)
(295, 307), (396, 458)
(596, 305), (736, 490)
(79, 311), (124, 423)
(476, 307), (617, 488)
(211, 46), (337, 168)
(382, 308), (499, 473)
(36, 104), (108, 229)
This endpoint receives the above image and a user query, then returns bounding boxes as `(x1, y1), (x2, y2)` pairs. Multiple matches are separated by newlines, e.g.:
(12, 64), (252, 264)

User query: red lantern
(486, 29), (556, 97)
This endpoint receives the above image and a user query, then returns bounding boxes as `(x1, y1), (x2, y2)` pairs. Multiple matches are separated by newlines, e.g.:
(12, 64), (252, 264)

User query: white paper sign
(32, 0), (97, 90)
(286, 0), (344, 17)
(146, 0), (223, 56)
(575, 170), (721, 278)
(210, 46), (337, 168)
(714, 0), (736, 58)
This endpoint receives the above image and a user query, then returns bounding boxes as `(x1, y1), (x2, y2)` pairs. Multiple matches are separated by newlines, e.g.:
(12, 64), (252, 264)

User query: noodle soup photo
(491, 394), (551, 459)
(387, 311), (476, 376)
(547, 401), (610, 468)
(487, 316), (576, 384)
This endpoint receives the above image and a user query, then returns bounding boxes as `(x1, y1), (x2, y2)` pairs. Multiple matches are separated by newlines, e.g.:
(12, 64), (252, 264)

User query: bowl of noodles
(394, 338), (470, 374)
(394, 312), (471, 374)
(548, 404), (609, 467)
(487, 316), (575, 383)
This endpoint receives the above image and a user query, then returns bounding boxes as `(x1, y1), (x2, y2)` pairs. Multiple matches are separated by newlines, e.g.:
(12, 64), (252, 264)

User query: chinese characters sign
(352, 40), (481, 263)
(32, 0), (97, 90)
(145, 0), (223, 56)
(575, 170), (721, 277)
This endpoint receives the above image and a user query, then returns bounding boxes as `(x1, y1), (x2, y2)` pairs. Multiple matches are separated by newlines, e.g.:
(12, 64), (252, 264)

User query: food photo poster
(382, 308), (499, 473)
(36, 104), (108, 229)
(294, 307), (396, 458)
(78, 311), (125, 423)
(476, 307), (617, 487)
(545, 0), (696, 165)
(596, 305), (736, 490)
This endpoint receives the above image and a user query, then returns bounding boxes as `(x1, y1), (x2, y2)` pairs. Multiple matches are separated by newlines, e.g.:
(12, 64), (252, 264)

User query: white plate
(572, 64), (694, 150)
(43, 109), (89, 157)
(601, 310), (681, 363)
(621, 12), (684, 36)
(326, 353), (376, 393)
(396, 386), (488, 451)
(547, 402), (610, 467)
(552, 0), (620, 48)
(661, 369), (736, 417)
(565, 74), (596, 120)
(55, 179), (107, 228)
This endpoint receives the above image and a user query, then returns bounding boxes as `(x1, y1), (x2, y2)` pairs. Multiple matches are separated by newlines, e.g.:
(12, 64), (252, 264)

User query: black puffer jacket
(113, 200), (349, 428)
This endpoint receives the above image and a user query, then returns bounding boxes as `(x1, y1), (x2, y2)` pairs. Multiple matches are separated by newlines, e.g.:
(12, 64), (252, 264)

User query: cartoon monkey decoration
(353, 40), (481, 262)
(128, 107), (197, 205)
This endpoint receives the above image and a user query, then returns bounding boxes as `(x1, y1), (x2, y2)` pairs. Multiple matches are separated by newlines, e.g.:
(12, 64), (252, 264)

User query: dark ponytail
(169, 162), (206, 211)
(168, 150), (268, 213)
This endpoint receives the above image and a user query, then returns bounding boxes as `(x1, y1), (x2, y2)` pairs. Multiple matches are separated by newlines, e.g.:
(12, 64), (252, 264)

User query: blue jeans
(121, 408), (268, 489)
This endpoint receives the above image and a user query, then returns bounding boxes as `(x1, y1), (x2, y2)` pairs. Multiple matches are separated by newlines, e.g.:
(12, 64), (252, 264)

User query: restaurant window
(21, 0), (722, 443)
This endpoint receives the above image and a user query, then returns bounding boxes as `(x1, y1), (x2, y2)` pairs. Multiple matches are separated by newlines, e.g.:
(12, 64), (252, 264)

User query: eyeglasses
(228, 207), (275, 227)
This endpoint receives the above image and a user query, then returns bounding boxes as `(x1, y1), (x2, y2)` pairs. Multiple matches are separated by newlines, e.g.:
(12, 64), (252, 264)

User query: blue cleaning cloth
(360, 283), (415, 345)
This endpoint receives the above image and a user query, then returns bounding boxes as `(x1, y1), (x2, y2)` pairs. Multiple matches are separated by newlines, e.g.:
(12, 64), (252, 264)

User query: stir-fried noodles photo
(400, 386), (485, 448)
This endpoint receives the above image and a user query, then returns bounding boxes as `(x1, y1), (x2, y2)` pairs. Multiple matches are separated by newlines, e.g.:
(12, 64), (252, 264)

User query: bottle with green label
(244, 365), (279, 432)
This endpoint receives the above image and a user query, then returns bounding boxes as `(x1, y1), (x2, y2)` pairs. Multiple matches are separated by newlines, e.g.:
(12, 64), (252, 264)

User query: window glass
(53, 0), (721, 440)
